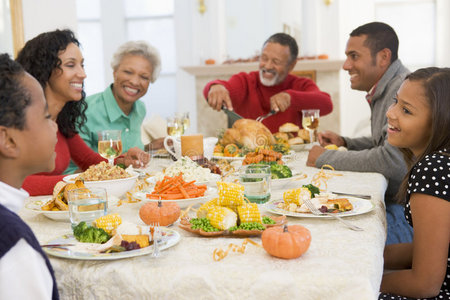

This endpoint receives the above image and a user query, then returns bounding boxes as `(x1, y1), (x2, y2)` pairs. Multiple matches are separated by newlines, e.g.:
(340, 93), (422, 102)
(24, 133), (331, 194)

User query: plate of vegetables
(42, 221), (181, 260)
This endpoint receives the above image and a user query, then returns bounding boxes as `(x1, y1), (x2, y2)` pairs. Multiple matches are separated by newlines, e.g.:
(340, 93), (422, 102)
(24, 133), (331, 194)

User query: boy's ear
(0, 127), (20, 158)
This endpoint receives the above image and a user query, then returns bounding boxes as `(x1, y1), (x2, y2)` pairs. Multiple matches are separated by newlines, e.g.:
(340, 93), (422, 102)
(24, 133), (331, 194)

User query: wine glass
(97, 130), (123, 166)
(301, 109), (320, 143)
(181, 112), (190, 134)
(166, 116), (183, 137)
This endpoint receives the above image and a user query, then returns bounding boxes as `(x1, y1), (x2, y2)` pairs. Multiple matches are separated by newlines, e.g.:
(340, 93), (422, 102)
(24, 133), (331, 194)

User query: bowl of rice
(63, 161), (139, 198)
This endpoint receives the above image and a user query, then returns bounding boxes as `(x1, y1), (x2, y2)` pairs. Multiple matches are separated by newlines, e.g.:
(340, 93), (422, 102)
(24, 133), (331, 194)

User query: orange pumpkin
(261, 225), (311, 259)
(139, 201), (181, 226)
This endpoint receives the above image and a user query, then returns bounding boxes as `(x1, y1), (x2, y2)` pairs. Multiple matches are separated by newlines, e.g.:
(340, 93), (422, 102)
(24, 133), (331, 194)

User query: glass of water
(239, 165), (271, 204)
(68, 187), (108, 228)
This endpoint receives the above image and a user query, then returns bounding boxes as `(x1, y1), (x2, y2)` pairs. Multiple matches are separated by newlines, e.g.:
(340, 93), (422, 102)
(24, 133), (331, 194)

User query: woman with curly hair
(379, 67), (450, 299)
(16, 29), (147, 196)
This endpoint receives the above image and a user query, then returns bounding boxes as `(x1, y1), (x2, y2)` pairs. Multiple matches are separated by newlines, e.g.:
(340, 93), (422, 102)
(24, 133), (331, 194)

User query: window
(76, 0), (176, 118)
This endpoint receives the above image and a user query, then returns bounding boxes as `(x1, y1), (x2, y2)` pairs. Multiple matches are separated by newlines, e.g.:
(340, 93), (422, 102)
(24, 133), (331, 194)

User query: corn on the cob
(197, 198), (219, 219)
(283, 187), (311, 206)
(237, 202), (262, 224)
(95, 213), (122, 234)
(216, 181), (244, 207)
(207, 206), (237, 230)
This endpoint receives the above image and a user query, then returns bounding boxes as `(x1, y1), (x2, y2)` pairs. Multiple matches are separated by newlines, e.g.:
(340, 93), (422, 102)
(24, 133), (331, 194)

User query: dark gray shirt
(316, 60), (410, 202)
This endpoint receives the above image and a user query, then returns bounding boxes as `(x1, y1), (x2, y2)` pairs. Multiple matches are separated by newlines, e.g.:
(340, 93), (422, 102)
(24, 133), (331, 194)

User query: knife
(222, 105), (243, 127)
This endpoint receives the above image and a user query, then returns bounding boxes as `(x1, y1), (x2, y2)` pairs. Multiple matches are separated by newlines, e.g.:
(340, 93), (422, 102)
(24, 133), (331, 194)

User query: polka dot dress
(379, 149), (450, 300)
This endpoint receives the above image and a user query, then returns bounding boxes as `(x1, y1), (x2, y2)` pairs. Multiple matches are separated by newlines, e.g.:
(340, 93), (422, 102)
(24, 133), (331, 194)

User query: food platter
(263, 197), (375, 218)
(25, 196), (120, 222)
(212, 150), (295, 162)
(132, 187), (216, 209)
(146, 173), (221, 187)
(178, 215), (287, 237)
(43, 228), (180, 260)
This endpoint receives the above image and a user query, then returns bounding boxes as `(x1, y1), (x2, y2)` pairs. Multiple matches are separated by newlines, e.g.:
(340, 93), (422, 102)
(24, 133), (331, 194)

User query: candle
(181, 134), (204, 159)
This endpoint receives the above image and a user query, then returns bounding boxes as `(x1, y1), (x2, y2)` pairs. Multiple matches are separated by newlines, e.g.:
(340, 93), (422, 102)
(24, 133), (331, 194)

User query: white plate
(146, 173), (221, 187)
(43, 228), (180, 260)
(25, 196), (120, 222)
(290, 143), (314, 152)
(271, 172), (307, 188)
(212, 151), (294, 161)
(263, 197), (375, 218)
(211, 155), (244, 161)
(132, 187), (216, 209)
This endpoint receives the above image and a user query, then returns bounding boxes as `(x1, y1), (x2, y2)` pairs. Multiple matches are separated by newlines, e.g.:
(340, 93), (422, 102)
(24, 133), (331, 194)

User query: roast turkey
(219, 119), (275, 150)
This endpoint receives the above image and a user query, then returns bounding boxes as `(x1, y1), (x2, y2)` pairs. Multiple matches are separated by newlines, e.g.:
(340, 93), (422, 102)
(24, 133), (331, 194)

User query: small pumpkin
(139, 201), (181, 226)
(261, 224), (311, 259)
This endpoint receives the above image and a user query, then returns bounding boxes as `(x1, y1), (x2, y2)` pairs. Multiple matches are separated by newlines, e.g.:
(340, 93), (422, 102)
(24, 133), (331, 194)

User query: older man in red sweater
(203, 33), (333, 133)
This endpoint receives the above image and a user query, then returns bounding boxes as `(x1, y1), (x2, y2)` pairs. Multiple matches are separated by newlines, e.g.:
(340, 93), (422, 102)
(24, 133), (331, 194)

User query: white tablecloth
(19, 152), (388, 300)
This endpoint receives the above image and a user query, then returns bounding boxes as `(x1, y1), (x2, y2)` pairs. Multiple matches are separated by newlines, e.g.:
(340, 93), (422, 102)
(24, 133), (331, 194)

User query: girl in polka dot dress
(379, 67), (450, 299)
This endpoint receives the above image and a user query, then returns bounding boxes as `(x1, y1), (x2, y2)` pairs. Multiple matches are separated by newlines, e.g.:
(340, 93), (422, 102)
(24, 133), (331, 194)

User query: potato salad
(154, 157), (214, 182)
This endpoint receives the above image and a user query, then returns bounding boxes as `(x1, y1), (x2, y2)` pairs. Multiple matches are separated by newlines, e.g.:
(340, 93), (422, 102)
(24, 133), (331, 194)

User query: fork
(256, 110), (277, 122)
(303, 199), (363, 231)
(151, 222), (161, 258)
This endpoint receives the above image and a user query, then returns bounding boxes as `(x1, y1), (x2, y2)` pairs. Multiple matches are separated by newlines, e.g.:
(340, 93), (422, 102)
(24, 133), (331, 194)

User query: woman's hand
(121, 147), (150, 168)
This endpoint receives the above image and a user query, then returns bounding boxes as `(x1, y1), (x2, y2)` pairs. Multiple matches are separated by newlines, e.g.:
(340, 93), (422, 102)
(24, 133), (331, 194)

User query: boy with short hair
(0, 53), (59, 299)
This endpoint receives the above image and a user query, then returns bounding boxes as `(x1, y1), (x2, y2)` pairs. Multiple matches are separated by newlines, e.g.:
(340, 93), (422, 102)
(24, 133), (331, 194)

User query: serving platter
(178, 215), (286, 237)
(132, 187), (216, 209)
(43, 228), (180, 260)
(263, 197), (375, 218)
(146, 173), (221, 187)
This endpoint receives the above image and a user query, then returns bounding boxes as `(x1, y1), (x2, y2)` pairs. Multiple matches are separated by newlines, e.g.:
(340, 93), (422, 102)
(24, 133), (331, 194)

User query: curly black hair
(0, 53), (30, 130)
(16, 29), (87, 138)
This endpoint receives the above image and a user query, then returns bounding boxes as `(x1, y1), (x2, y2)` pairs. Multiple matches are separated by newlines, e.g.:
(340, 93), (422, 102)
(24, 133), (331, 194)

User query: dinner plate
(132, 187), (216, 209)
(25, 196), (120, 222)
(43, 228), (180, 260)
(290, 143), (314, 152)
(271, 172), (307, 188)
(263, 197), (375, 218)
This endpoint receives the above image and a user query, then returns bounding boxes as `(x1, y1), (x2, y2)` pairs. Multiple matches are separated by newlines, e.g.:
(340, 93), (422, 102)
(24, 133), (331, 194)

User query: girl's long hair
(397, 67), (450, 202)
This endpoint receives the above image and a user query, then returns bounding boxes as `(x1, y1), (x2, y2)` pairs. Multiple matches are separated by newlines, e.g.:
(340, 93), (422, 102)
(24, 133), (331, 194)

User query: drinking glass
(181, 112), (190, 133)
(68, 187), (108, 229)
(166, 116), (183, 137)
(239, 165), (271, 204)
(301, 109), (320, 143)
(98, 130), (123, 165)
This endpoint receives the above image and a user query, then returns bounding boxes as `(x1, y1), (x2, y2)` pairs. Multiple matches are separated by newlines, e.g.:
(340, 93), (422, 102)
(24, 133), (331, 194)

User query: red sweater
(23, 130), (106, 196)
(203, 71), (333, 133)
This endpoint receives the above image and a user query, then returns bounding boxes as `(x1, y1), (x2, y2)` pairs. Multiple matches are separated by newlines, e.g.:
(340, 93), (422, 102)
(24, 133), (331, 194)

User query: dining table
(19, 151), (388, 300)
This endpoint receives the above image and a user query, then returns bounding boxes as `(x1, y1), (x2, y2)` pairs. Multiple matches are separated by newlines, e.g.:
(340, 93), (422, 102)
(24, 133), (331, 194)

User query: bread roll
(298, 129), (310, 142)
(273, 132), (289, 141)
(279, 122), (300, 133)
(288, 137), (304, 145)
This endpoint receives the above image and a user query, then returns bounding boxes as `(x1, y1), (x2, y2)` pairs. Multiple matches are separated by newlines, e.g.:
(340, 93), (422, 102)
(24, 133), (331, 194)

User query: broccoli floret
(270, 164), (292, 179)
(302, 184), (320, 198)
(73, 221), (89, 240)
(73, 222), (110, 244)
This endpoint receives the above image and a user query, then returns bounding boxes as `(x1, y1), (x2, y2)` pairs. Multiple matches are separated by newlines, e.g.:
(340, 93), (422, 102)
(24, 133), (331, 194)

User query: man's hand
(122, 147), (150, 168)
(207, 84), (233, 111)
(318, 130), (346, 147)
(306, 145), (326, 167)
(270, 92), (291, 112)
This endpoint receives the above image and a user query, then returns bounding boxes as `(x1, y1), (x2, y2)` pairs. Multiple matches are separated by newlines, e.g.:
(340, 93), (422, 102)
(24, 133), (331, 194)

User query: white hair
(111, 41), (161, 83)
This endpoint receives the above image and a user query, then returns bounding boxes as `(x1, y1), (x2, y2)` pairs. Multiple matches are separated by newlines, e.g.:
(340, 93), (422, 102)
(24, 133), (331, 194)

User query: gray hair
(111, 41), (161, 83)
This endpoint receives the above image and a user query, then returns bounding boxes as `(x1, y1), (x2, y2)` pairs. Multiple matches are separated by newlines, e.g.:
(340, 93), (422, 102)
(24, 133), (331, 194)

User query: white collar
(0, 181), (29, 213)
